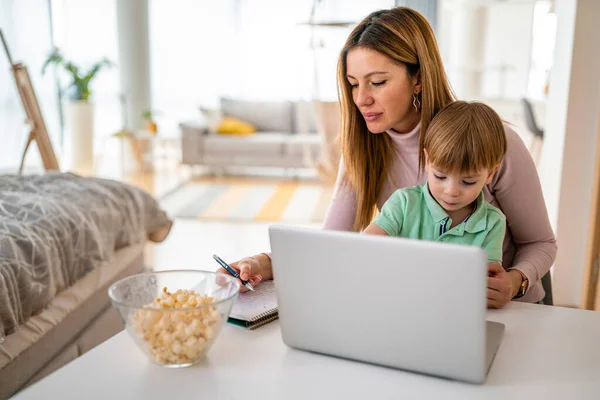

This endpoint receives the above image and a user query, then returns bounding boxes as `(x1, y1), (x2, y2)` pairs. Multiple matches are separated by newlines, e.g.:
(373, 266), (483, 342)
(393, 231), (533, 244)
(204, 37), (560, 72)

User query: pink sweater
(322, 123), (557, 303)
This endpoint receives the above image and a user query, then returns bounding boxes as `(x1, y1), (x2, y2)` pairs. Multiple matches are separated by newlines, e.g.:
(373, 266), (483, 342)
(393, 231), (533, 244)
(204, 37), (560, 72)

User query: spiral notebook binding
(247, 309), (278, 330)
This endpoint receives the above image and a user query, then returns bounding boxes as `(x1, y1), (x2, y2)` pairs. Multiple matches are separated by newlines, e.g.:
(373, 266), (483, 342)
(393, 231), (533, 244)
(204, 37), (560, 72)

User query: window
(0, 0), (59, 171)
(149, 0), (394, 132)
(50, 0), (121, 144)
(148, 0), (239, 132)
(527, 0), (557, 100)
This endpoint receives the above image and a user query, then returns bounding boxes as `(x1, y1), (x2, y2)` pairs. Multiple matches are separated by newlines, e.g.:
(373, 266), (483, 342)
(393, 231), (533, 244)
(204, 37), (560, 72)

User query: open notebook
(228, 281), (278, 330)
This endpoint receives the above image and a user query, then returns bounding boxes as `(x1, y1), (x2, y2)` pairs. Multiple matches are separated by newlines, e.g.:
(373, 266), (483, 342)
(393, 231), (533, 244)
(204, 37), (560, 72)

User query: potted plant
(42, 48), (114, 172)
(141, 109), (161, 135)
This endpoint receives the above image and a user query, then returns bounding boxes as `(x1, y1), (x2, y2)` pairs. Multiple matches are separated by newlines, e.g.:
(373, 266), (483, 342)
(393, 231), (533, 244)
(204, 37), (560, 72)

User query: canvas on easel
(1, 29), (59, 173)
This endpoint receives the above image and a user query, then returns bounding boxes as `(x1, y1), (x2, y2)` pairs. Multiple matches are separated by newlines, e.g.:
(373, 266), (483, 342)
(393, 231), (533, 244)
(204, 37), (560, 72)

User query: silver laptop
(268, 224), (504, 384)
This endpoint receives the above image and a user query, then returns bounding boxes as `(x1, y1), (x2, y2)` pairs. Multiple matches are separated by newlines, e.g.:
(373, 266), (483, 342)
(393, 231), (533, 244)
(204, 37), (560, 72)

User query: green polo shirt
(373, 183), (506, 262)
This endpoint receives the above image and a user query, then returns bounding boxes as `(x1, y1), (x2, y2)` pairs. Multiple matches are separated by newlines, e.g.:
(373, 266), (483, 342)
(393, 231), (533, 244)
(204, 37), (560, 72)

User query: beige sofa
(180, 98), (338, 176)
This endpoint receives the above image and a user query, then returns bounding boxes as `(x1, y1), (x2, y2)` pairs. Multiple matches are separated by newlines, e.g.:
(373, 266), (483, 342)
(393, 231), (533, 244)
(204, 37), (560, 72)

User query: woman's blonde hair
(423, 101), (507, 174)
(337, 7), (455, 231)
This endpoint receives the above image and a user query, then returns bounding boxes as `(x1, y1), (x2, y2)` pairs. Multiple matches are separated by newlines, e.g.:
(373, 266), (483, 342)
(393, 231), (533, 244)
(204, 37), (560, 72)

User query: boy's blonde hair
(423, 101), (507, 174)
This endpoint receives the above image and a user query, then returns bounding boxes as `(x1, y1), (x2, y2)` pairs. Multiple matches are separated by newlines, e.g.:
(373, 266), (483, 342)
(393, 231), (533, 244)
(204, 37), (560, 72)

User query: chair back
(521, 98), (544, 138)
(541, 271), (553, 305)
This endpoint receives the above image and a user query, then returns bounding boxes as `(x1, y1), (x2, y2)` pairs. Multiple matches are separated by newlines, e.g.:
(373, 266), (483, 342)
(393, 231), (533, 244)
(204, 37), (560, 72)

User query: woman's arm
(322, 158), (359, 231)
(226, 160), (359, 290)
(490, 126), (557, 291)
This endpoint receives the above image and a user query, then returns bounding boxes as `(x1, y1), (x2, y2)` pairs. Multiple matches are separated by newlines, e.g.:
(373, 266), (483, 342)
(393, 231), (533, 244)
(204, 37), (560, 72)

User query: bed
(0, 173), (172, 399)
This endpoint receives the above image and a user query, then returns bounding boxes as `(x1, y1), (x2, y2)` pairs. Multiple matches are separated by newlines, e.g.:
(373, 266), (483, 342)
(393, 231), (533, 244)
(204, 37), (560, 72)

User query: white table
(14, 302), (600, 399)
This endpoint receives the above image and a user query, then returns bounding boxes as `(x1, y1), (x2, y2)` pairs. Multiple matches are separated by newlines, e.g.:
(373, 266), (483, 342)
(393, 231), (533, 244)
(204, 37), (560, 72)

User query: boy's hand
(487, 262), (514, 309)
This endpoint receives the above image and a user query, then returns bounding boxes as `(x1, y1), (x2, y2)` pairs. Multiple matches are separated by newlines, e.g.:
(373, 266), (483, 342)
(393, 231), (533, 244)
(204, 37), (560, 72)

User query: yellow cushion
(216, 117), (257, 135)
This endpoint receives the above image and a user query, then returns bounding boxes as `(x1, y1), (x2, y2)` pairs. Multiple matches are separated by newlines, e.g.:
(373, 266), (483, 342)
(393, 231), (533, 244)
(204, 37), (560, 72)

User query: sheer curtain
(527, 0), (556, 100)
(0, 0), (60, 172)
(148, 0), (238, 133)
(49, 0), (121, 146)
(233, 0), (313, 100)
(148, 0), (395, 131)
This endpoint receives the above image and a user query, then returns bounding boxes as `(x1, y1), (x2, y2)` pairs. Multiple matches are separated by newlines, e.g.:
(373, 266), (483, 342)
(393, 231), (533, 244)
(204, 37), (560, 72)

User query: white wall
(539, 0), (600, 307)
(480, 2), (534, 99)
(438, 0), (487, 99)
(438, 0), (537, 100)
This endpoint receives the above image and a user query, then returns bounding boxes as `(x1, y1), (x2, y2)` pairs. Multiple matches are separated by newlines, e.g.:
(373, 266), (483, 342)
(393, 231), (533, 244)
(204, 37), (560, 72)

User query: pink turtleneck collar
(385, 121), (421, 154)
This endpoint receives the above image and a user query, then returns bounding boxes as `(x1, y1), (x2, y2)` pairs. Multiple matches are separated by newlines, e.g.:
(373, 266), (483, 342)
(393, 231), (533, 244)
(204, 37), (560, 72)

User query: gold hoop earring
(413, 93), (421, 112)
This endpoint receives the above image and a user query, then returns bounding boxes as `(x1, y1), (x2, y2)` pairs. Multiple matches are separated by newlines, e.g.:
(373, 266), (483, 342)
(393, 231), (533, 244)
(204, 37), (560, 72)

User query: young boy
(363, 101), (507, 265)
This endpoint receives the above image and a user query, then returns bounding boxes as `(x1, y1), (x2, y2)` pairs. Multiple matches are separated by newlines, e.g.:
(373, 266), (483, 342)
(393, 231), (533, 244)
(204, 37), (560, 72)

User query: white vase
(65, 101), (94, 173)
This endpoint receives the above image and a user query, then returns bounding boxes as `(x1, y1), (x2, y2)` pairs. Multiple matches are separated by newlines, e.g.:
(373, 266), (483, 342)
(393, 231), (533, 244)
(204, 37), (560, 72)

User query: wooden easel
(1, 29), (59, 173)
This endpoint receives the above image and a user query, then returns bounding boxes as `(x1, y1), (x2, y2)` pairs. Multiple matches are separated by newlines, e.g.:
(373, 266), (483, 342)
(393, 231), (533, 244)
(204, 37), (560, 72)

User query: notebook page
(229, 281), (277, 321)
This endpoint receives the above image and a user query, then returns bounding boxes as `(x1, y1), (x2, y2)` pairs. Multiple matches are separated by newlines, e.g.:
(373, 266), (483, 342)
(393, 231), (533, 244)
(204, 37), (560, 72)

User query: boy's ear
(423, 148), (430, 171)
(485, 165), (500, 184)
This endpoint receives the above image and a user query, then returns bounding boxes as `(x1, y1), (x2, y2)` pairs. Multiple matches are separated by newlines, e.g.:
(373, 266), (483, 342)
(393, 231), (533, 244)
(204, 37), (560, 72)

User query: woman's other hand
(487, 262), (521, 309)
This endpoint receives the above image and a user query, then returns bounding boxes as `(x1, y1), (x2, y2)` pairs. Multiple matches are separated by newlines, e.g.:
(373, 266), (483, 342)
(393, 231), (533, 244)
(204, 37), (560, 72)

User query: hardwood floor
(94, 150), (322, 273)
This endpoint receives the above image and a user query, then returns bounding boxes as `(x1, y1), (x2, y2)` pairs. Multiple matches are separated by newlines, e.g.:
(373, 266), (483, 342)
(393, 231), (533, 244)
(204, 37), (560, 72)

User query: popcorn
(130, 287), (221, 365)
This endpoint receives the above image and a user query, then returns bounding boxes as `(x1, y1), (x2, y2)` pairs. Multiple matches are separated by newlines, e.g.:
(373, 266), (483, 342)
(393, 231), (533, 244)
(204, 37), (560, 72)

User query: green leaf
(83, 57), (114, 83)
(64, 62), (82, 81)
(41, 48), (114, 102)
(41, 49), (65, 75)
(141, 109), (162, 120)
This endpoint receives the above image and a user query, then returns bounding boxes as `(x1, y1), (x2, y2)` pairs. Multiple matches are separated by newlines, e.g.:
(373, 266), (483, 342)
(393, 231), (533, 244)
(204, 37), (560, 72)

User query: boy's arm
(363, 223), (389, 235)
(366, 190), (406, 236)
(481, 216), (506, 263)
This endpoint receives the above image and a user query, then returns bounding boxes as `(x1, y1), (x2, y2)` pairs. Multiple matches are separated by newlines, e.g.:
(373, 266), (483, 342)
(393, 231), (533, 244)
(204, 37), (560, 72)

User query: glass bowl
(108, 270), (240, 368)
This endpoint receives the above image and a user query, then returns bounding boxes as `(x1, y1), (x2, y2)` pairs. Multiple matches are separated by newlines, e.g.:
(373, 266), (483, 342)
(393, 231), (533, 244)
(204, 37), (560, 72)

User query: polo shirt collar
(464, 192), (487, 233)
(423, 182), (449, 223)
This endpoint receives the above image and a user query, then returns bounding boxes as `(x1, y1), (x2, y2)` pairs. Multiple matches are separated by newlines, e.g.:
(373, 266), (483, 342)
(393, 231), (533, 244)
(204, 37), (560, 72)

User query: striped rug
(159, 180), (334, 223)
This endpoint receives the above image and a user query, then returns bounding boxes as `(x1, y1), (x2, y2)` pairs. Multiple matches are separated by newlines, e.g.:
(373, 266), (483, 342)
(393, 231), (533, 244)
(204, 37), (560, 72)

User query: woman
(219, 7), (557, 308)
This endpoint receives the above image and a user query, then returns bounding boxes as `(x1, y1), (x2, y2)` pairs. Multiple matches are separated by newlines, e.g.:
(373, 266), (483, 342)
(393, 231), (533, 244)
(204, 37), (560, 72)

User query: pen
(212, 254), (255, 291)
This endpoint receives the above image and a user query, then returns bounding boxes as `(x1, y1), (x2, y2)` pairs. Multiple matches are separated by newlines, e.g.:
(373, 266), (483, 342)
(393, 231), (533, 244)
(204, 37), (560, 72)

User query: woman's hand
(487, 262), (522, 309)
(217, 253), (273, 292)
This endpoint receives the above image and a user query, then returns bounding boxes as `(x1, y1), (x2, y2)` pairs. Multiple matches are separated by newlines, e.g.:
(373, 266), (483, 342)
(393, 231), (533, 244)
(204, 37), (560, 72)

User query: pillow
(220, 97), (294, 133)
(198, 106), (222, 134)
(216, 116), (257, 135)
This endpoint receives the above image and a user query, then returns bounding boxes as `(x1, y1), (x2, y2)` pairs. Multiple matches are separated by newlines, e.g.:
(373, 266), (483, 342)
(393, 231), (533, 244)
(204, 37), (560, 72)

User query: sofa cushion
(204, 133), (288, 155)
(220, 98), (294, 133)
(284, 134), (322, 157)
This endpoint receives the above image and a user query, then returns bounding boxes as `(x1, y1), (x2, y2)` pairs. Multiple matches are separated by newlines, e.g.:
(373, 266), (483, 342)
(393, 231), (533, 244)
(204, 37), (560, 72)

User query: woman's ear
(485, 165), (500, 184)
(412, 70), (422, 94)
